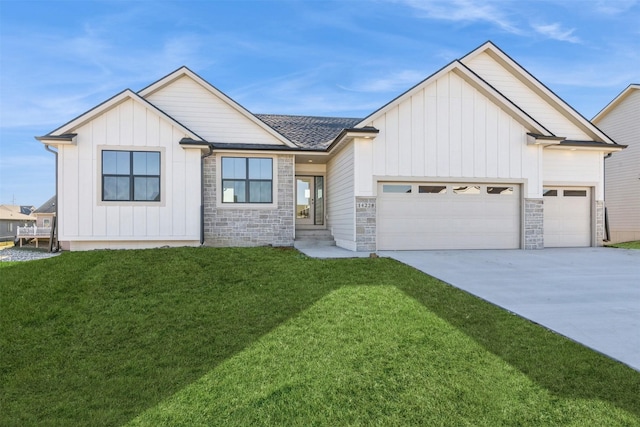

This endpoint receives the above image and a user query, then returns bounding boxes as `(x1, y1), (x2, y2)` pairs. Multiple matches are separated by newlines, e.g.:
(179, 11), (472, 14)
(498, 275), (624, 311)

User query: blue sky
(1, 0), (639, 207)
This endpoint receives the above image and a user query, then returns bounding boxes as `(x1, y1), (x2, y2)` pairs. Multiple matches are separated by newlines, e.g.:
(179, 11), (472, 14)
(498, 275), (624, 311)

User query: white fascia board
(451, 65), (550, 135)
(463, 42), (616, 145)
(355, 61), (459, 127)
(545, 144), (625, 153)
(45, 89), (201, 141)
(36, 134), (77, 146)
(592, 84), (640, 123)
(526, 134), (565, 146)
(356, 60), (549, 136)
(138, 66), (297, 148)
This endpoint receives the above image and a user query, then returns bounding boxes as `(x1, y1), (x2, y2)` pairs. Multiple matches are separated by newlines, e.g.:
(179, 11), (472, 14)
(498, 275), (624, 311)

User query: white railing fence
(17, 226), (52, 237)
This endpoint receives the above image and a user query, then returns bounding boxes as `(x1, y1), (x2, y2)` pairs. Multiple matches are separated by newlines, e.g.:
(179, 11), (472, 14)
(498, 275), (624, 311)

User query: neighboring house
(37, 41), (623, 252)
(0, 205), (35, 242)
(33, 195), (56, 228)
(592, 84), (640, 244)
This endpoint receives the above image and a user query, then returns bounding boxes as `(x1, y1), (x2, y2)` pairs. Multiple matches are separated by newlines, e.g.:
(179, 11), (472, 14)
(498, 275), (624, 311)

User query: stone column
(355, 197), (377, 252)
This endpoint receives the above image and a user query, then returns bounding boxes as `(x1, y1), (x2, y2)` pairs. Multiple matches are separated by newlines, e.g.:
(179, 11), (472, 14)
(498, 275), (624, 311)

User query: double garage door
(378, 182), (521, 250)
(377, 183), (592, 250)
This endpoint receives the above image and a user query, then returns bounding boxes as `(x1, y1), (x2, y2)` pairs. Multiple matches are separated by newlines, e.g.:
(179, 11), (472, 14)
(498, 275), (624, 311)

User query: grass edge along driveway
(1, 247), (639, 426)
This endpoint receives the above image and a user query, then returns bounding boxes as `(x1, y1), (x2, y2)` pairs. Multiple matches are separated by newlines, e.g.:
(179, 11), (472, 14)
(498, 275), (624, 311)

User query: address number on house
(357, 202), (375, 209)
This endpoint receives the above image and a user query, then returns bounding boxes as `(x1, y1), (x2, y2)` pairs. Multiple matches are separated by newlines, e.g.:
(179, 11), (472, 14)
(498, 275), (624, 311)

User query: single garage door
(378, 182), (521, 250)
(543, 187), (591, 247)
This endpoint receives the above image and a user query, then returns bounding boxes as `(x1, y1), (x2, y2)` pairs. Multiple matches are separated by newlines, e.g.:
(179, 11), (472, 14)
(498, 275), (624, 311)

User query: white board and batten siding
(462, 52), (592, 141)
(58, 98), (202, 250)
(145, 75), (284, 145)
(327, 144), (356, 250)
(543, 150), (603, 198)
(355, 71), (541, 198)
(597, 88), (640, 243)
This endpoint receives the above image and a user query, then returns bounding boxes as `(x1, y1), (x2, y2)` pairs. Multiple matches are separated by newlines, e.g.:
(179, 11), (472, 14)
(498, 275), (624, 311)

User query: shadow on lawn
(396, 265), (640, 418)
(1, 247), (344, 426)
(2, 248), (639, 425)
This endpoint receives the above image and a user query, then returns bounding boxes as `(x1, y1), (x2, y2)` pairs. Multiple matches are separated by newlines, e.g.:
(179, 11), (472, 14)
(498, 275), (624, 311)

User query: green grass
(608, 240), (640, 249)
(1, 247), (639, 426)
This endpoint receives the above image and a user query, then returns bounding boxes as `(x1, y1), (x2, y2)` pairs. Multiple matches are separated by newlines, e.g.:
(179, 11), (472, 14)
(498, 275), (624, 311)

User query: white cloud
(396, 0), (522, 34)
(593, 0), (638, 15)
(532, 23), (580, 43)
(338, 69), (427, 93)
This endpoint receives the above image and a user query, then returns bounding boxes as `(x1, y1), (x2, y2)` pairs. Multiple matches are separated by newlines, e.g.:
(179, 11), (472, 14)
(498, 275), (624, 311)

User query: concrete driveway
(379, 248), (640, 371)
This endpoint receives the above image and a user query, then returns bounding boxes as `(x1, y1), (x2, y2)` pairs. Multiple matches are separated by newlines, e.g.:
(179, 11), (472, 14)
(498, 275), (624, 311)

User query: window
(543, 188), (558, 197)
(43, 219), (51, 227)
(453, 185), (481, 195)
(419, 185), (447, 194)
(487, 186), (513, 195)
(382, 184), (412, 193)
(222, 157), (273, 203)
(102, 151), (161, 201)
(564, 190), (587, 197)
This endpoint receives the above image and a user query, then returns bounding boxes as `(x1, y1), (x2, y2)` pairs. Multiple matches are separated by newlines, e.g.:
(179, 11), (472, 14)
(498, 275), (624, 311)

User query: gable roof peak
(593, 83), (640, 123)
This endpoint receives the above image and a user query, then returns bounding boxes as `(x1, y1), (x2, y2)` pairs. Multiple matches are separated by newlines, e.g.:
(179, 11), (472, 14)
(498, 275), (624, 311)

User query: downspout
(200, 145), (214, 245)
(603, 152), (612, 242)
(44, 144), (58, 252)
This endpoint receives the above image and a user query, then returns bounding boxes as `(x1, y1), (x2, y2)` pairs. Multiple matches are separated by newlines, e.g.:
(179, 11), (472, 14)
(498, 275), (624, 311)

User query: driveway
(379, 248), (640, 371)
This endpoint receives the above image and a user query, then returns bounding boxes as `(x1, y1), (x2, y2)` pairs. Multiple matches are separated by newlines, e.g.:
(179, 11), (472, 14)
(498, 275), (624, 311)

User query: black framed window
(102, 150), (160, 201)
(222, 157), (272, 203)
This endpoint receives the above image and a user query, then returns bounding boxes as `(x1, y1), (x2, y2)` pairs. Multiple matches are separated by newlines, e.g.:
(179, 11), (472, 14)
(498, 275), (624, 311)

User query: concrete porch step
(295, 229), (334, 239)
(294, 229), (336, 248)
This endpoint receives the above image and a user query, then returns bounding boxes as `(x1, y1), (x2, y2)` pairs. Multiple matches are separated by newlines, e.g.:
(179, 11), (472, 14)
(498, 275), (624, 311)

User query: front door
(296, 176), (324, 226)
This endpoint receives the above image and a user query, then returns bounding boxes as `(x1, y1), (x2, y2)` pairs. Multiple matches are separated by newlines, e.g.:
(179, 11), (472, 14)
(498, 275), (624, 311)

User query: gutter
(200, 145), (214, 245)
(44, 144), (59, 252)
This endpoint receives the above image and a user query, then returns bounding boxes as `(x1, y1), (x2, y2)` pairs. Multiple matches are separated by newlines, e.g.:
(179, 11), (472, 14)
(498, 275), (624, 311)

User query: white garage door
(543, 187), (591, 247)
(378, 183), (521, 250)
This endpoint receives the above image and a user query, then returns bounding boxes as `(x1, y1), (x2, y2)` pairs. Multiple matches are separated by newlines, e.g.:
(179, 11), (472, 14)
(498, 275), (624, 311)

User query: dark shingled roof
(255, 114), (362, 150)
(34, 196), (56, 214)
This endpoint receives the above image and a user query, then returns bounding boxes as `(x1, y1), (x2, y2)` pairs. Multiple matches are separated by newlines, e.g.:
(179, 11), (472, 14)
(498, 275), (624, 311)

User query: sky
(1, 0), (639, 207)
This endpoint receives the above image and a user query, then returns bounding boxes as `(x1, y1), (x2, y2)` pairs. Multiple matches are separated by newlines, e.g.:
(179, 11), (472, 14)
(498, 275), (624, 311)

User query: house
(0, 205), (35, 242)
(36, 41), (623, 252)
(592, 85), (640, 243)
(14, 195), (59, 249)
(33, 196), (56, 227)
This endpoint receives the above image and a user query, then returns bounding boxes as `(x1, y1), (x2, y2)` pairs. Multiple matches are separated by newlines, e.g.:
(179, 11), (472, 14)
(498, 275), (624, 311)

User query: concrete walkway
(295, 244), (373, 259)
(379, 248), (640, 371)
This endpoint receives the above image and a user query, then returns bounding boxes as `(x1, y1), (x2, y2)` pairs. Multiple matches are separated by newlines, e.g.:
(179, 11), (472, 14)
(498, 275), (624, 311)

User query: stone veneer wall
(524, 199), (544, 249)
(203, 154), (294, 247)
(595, 200), (604, 246)
(355, 197), (377, 252)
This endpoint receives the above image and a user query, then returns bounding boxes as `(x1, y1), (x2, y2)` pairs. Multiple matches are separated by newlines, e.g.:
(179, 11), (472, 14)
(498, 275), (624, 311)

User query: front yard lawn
(1, 247), (639, 426)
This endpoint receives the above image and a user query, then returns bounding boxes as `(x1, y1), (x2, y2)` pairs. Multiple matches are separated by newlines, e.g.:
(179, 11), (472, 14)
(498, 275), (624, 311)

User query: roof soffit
(461, 41), (617, 145)
(138, 66), (297, 148)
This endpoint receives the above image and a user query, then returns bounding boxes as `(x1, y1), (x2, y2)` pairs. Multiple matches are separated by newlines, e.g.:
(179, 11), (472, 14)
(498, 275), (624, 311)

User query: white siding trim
(327, 144), (355, 248)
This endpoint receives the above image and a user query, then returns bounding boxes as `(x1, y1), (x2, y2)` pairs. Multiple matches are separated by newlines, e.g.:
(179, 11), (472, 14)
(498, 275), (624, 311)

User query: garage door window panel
(383, 184), (412, 193)
(453, 185), (481, 195)
(419, 185), (447, 194)
(487, 186), (513, 195)
(564, 190), (587, 197)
